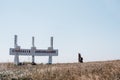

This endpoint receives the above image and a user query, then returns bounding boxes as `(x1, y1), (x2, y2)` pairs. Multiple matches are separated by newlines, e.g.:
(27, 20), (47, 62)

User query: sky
(0, 0), (120, 63)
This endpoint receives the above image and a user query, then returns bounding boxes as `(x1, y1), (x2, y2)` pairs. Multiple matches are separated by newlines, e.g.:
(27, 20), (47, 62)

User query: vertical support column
(48, 56), (52, 64)
(14, 53), (19, 65)
(51, 37), (53, 49)
(14, 35), (19, 65)
(48, 37), (53, 64)
(32, 55), (35, 63)
(32, 36), (35, 47)
(14, 35), (17, 48)
(31, 36), (36, 65)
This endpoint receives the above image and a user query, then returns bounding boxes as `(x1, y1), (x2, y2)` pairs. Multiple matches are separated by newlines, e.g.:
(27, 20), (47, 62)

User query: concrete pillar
(32, 55), (35, 63)
(51, 37), (53, 49)
(14, 35), (18, 48)
(47, 37), (53, 64)
(14, 35), (20, 65)
(32, 36), (35, 47)
(14, 53), (19, 65)
(31, 36), (36, 65)
(48, 56), (52, 64)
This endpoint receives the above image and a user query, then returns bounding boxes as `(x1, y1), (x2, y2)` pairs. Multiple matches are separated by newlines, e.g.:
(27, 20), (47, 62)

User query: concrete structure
(10, 35), (58, 65)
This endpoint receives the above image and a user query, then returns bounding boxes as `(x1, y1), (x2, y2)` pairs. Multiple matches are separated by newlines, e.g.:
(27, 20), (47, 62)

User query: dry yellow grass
(0, 60), (120, 80)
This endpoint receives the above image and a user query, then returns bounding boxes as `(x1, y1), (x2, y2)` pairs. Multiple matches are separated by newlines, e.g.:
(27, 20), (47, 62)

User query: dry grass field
(0, 60), (120, 80)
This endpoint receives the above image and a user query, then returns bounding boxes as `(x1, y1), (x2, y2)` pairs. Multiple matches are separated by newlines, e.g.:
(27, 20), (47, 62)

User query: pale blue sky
(0, 0), (120, 63)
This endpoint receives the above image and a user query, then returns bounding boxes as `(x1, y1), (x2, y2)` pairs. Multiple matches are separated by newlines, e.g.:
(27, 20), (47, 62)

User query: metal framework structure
(9, 35), (58, 65)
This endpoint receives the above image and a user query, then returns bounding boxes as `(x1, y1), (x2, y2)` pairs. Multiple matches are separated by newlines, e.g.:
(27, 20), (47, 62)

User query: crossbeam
(10, 48), (58, 56)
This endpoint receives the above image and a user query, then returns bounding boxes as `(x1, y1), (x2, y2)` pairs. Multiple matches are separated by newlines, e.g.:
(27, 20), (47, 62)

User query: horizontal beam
(10, 48), (58, 56)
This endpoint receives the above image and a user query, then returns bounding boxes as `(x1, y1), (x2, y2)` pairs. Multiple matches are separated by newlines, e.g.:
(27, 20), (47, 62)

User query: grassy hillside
(0, 60), (120, 80)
